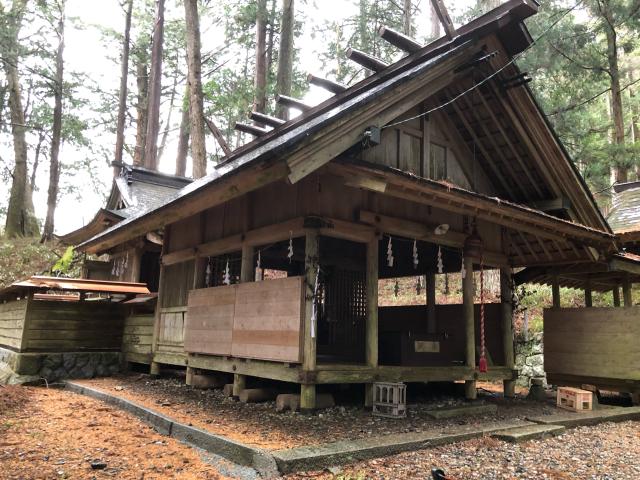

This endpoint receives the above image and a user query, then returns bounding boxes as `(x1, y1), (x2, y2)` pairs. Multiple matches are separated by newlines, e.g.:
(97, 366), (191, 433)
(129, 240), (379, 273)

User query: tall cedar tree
(114, 0), (134, 175)
(403, 0), (411, 35)
(133, 34), (149, 167)
(175, 84), (189, 176)
(275, 0), (294, 120)
(42, 0), (66, 241)
(253, 0), (268, 123)
(144, 0), (165, 171)
(2, 0), (39, 237)
(184, 0), (206, 178)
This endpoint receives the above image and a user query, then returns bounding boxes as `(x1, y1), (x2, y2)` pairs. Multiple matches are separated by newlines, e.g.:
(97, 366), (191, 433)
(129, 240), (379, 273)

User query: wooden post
(150, 227), (169, 377)
(463, 255), (476, 400)
(622, 275), (633, 307)
(551, 275), (560, 308)
(232, 373), (246, 398)
(426, 271), (437, 334)
(301, 229), (319, 412)
(584, 278), (592, 308)
(365, 237), (379, 408)
(240, 243), (254, 283)
(500, 267), (515, 398)
(613, 284), (621, 307)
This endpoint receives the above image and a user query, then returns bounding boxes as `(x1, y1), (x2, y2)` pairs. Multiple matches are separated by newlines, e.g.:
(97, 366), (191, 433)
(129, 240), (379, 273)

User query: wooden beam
(204, 117), (232, 156)
(235, 121), (270, 137)
(526, 197), (573, 213)
(584, 277), (592, 307)
(240, 244), (254, 283)
(275, 94), (312, 112)
(613, 284), (621, 307)
(429, 0), (456, 39)
(426, 272), (437, 334)
(552, 274), (560, 308)
(249, 111), (286, 128)
(377, 25), (422, 53)
(622, 274), (633, 307)
(307, 73), (347, 94)
(501, 267), (515, 398)
(345, 47), (389, 72)
(301, 228), (319, 411)
(365, 237), (379, 408)
(462, 254), (476, 399)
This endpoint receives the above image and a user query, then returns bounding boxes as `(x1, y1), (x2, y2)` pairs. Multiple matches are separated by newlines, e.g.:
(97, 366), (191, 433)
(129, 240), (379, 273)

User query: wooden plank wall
(544, 307), (640, 381)
(0, 298), (28, 350)
(122, 313), (154, 364)
(184, 276), (305, 363)
(23, 300), (124, 352)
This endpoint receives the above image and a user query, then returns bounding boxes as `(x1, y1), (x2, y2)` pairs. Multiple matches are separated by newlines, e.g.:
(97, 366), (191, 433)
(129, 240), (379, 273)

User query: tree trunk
(630, 70), (640, 180)
(175, 84), (190, 177)
(114, 0), (133, 176)
(42, 1), (66, 242)
(429, 0), (441, 40)
(133, 35), (149, 167)
(144, 0), (165, 171)
(3, 0), (39, 238)
(600, 1), (627, 183)
(403, 0), (412, 36)
(275, 0), (294, 120)
(253, 0), (268, 124)
(266, 0), (276, 79)
(157, 73), (177, 162)
(184, 0), (206, 178)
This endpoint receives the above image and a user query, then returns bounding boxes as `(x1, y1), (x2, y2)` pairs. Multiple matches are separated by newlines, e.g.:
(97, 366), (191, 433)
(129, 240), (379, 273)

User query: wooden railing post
(500, 267), (515, 398)
(552, 274), (561, 308)
(613, 284), (621, 307)
(463, 254), (476, 400)
(622, 275), (633, 307)
(232, 243), (256, 398)
(365, 236), (379, 408)
(301, 228), (319, 412)
(584, 277), (592, 307)
(426, 271), (437, 334)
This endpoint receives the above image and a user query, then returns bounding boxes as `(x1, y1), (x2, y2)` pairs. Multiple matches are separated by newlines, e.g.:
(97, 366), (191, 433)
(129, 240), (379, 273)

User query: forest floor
(2, 382), (640, 479)
(76, 373), (553, 450)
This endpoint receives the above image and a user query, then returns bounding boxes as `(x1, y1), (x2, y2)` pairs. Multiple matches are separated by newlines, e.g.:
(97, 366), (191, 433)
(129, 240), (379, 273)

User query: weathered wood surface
(544, 307), (640, 381)
(122, 313), (154, 364)
(184, 276), (304, 363)
(157, 307), (187, 352)
(22, 299), (124, 352)
(0, 298), (28, 350)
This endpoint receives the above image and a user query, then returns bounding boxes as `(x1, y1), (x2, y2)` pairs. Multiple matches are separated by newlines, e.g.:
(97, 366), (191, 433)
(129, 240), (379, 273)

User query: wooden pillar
(551, 275), (561, 308)
(622, 275), (633, 307)
(240, 243), (254, 283)
(584, 278), (592, 308)
(301, 229), (319, 412)
(462, 255), (476, 400)
(365, 236), (379, 408)
(232, 244), (255, 397)
(150, 227), (169, 377)
(426, 272), (437, 334)
(500, 267), (515, 398)
(613, 284), (621, 307)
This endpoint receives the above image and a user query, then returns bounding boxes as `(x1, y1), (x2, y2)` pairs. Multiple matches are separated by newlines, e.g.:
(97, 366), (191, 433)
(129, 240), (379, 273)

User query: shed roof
(608, 181), (640, 241)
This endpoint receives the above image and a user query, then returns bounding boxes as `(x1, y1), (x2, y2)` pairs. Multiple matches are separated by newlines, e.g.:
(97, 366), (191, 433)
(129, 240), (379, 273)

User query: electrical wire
(381, 0), (585, 130)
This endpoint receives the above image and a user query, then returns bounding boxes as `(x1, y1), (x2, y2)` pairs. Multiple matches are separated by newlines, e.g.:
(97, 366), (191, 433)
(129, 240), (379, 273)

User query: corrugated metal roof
(0, 276), (149, 301)
(608, 183), (640, 234)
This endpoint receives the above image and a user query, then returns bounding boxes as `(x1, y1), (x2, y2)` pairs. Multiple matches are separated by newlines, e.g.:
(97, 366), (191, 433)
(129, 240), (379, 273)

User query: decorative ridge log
(345, 48), (389, 72)
(307, 73), (347, 94)
(377, 26), (422, 53)
(249, 111), (286, 128)
(204, 116), (232, 156)
(235, 121), (271, 137)
(275, 94), (312, 112)
(430, 0), (456, 40)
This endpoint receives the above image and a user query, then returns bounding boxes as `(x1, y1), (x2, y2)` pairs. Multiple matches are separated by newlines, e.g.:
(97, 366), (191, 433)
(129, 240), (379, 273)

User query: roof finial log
(429, 0), (456, 40)
(249, 111), (286, 128)
(275, 94), (313, 112)
(377, 26), (423, 53)
(345, 48), (389, 73)
(234, 122), (271, 137)
(307, 74), (347, 94)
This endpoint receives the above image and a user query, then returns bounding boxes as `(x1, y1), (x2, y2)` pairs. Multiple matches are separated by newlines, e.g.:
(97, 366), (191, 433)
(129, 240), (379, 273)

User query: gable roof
(78, 0), (609, 254)
(608, 181), (640, 239)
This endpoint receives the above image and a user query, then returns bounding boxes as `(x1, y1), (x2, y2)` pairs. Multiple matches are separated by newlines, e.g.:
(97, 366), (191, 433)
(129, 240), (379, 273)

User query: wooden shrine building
(76, 0), (633, 409)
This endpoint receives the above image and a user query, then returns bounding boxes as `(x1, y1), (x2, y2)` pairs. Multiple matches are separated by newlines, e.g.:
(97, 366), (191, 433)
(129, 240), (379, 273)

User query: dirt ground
(76, 373), (557, 450)
(285, 420), (640, 479)
(0, 385), (229, 480)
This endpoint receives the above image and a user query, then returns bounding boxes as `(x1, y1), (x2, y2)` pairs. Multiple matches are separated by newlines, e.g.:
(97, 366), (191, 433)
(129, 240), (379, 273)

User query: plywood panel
(184, 285), (235, 355)
(122, 313), (153, 364)
(544, 307), (640, 381)
(0, 298), (28, 350)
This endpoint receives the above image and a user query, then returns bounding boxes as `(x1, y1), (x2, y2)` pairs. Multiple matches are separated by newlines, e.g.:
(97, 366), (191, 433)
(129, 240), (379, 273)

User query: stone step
(425, 403), (497, 419)
(491, 424), (565, 443)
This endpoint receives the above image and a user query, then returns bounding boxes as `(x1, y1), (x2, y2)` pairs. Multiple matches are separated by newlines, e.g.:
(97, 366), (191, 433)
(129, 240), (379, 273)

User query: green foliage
(51, 246), (74, 274)
(0, 237), (62, 288)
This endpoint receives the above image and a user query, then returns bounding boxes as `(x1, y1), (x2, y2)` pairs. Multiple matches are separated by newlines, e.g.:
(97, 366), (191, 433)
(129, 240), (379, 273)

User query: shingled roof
(608, 181), (640, 235)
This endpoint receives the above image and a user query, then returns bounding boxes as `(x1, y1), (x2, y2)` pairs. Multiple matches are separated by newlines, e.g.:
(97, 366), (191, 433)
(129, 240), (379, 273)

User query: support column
(551, 275), (561, 308)
(584, 278), (592, 308)
(463, 255), (476, 400)
(613, 284), (621, 307)
(150, 227), (169, 377)
(365, 236), (379, 408)
(232, 244), (255, 398)
(301, 229), (319, 412)
(426, 272), (437, 334)
(622, 275), (633, 307)
(500, 267), (515, 398)
(232, 373), (246, 398)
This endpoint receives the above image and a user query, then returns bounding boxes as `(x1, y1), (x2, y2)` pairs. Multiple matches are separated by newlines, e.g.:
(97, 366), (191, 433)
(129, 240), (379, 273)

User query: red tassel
(478, 356), (488, 373)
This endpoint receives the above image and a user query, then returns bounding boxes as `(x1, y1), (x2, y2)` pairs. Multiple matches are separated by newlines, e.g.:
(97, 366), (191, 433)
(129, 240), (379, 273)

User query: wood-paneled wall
(544, 307), (640, 381)
(0, 298), (28, 350)
(122, 313), (154, 364)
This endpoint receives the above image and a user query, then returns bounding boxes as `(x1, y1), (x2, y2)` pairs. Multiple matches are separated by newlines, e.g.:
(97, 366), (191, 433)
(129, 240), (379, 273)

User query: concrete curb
(272, 420), (532, 474)
(64, 382), (278, 477)
(527, 406), (640, 428)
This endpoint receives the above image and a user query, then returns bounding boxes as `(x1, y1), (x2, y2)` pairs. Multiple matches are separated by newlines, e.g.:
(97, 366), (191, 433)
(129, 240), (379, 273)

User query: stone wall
(0, 347), (121, 385)
(515, 332), (546, 386)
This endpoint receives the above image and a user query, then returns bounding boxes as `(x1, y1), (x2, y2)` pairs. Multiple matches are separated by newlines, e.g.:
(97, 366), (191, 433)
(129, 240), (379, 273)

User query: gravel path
(286, 420), (640, 479)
